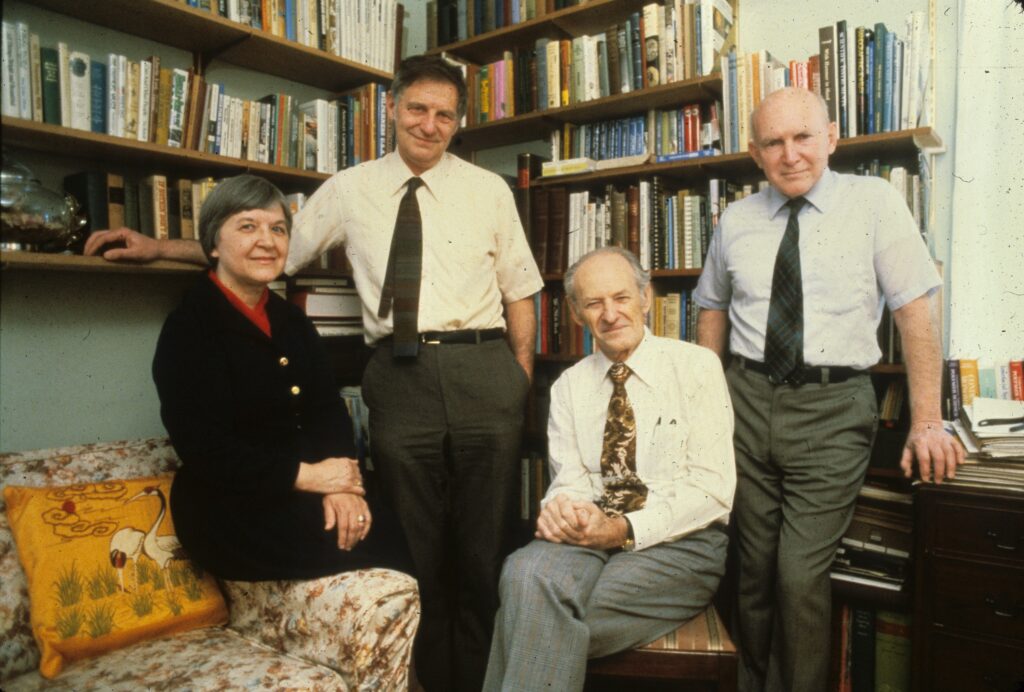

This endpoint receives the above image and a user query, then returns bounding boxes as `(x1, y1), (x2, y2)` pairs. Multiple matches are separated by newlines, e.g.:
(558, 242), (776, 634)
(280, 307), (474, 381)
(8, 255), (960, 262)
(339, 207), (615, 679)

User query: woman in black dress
(153, 174), (408, 580)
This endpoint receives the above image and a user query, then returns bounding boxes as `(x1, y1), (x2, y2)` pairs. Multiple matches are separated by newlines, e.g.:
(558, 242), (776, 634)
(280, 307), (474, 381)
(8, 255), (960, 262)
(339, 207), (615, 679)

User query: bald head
(747, 87), (838, 198)
(750, 87), (831, 143)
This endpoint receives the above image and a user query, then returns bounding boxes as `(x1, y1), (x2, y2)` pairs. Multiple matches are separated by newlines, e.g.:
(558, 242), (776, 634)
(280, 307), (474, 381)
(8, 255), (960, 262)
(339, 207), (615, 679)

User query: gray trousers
(726, 362), (877, 692)
(483, 522), (728, 692)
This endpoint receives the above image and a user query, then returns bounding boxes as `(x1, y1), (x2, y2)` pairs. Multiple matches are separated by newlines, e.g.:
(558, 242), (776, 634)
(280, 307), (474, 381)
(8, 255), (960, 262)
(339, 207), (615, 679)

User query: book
(818, 25), (839, 125)
(959, 358), (980, 408)
(67, 51), (91, 131)
(874, 611), (911, 692)
(39, 46), (60, 125)
(850, 607), (876, 692)
(290, 289), (362, 319)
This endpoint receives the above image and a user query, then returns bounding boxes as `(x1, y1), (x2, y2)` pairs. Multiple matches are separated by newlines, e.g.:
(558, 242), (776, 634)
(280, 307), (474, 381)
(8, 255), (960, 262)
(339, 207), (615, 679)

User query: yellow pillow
(4, 475), (228, 678)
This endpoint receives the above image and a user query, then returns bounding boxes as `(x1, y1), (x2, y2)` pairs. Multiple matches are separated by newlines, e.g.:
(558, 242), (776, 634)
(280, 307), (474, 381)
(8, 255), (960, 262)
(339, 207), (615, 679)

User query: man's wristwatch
(621, 517), (635, 552)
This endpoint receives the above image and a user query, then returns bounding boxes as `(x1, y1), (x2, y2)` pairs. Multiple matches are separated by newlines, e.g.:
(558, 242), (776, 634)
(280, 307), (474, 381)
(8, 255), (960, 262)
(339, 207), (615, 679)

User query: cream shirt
(694, 169), (940, 370)
(286, 151), (543, 344)
(544, 330), (736, 551)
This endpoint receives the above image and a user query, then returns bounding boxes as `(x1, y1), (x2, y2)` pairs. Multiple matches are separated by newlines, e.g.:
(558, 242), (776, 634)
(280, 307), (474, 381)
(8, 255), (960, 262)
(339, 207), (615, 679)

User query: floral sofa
(0, 438), (419, 691)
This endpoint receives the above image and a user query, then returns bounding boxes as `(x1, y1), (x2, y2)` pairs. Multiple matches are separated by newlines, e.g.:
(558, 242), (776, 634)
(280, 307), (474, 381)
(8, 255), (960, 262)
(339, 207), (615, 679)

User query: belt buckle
(420, 334), (442, 345)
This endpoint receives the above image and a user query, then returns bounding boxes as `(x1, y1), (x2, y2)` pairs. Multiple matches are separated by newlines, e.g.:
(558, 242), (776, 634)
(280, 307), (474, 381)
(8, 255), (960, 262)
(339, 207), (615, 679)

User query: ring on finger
(357, 514), (366, 523)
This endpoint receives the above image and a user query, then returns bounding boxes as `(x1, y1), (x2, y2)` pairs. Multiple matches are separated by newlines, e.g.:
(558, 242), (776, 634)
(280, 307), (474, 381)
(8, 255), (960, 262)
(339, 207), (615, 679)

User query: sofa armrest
(221, 568), (419, 692)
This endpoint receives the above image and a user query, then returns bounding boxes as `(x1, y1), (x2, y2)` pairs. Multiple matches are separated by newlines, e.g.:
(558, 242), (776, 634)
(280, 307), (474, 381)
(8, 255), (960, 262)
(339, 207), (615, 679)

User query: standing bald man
(694, 87), (964, 692)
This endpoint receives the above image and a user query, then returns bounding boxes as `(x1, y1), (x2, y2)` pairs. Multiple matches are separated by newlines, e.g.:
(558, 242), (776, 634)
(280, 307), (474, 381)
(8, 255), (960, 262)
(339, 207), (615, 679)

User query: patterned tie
(378, 178), (423, 357)
(596, 363), (648, 517)
(764, 196), (807, 384)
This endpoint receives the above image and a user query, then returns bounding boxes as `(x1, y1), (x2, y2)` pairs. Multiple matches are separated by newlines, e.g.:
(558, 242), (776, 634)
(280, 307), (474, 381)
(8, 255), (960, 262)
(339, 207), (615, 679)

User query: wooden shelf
(24, 0), (392, 91)
(2, 118), (330, 191)
(428, 0), (650, 65)
(1, 250), (201, 275)
(529, 127), (942, 187)
(451, 76), (722, 151)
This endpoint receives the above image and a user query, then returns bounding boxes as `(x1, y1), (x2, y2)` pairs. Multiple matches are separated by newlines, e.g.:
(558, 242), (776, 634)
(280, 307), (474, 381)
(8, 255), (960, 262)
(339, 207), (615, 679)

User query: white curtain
(946, 0), (1024, 360)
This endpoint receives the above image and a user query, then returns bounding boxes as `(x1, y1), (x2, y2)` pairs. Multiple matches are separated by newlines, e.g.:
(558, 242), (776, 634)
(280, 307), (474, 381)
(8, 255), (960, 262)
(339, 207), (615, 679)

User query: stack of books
(290, 276), (363, 337)
(831, 482), (912, 593)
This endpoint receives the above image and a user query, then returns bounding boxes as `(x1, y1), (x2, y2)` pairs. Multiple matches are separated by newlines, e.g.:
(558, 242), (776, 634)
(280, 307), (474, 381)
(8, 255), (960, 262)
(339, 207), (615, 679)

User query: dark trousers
(362, 338), (530, 692)
(725, 361), (877, 692)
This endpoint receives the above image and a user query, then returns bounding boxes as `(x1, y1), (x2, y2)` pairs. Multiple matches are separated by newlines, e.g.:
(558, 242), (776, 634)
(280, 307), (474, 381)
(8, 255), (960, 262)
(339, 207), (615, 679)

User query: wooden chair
(586, 606), (737, 691)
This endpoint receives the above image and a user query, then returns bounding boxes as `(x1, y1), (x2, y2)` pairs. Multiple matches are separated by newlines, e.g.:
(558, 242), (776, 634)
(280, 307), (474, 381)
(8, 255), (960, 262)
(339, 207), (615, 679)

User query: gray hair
(199, 175), (292, 267)
(563, 246), (650, 307)
(749, 87), (830, 142)
(390, 54), (468, 120)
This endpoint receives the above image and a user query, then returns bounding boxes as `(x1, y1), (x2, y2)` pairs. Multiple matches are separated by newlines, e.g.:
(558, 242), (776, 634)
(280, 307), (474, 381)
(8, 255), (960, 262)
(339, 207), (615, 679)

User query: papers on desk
(960, 397), (1024, 458)
(946, 398), (1024, 491)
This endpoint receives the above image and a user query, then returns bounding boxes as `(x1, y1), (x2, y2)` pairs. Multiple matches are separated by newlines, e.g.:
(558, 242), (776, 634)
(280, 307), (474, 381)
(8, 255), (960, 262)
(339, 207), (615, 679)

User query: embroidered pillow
(3, 475), (227, 678)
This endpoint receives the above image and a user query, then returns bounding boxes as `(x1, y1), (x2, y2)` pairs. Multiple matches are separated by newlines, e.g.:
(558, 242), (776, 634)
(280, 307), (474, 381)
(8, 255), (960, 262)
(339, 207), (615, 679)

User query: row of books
(430, 0), (577, 47)
(519, 451), (551, 523)
(651, 291), (698, 343)
(945, 357), (1024, 420)
(181, 0), (400, 72)
(0, 21), (392, 172)
(834, 606), (912, 692)
(446, 0), (737, 125)
(533, 287), (593, 357)
(62, 170), (220, 245)
(719, 10), (930, 155)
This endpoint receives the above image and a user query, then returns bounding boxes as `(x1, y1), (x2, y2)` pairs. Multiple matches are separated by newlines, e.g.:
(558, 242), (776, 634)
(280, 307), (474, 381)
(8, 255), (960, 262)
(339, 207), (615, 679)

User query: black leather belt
(379, 328), (505, 346)
(734, 355), (866, 385)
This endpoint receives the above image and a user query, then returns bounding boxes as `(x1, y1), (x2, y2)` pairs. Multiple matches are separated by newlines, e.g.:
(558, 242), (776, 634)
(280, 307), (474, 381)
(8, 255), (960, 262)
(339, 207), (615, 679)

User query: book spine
(89, 61), (107, 134)
(1010, 360), (1024, 401)
(40, 47), (61, 125)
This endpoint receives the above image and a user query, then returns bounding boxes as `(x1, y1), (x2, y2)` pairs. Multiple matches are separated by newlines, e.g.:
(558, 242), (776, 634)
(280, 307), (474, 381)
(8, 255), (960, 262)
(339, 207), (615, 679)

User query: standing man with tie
(484, 247), (735, 691)
(693, 86), (964, 692)
(85, 55), (543, 692)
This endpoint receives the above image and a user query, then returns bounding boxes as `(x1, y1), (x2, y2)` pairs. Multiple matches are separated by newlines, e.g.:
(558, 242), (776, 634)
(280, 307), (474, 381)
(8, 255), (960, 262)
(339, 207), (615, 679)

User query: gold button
(290, 385), (301, 396)
(279, 357), (289, 366)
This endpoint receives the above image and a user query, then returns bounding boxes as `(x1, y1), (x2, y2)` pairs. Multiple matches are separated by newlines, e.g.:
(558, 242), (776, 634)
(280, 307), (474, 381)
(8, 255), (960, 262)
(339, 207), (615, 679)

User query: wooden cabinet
(912, 484), (1024, 692)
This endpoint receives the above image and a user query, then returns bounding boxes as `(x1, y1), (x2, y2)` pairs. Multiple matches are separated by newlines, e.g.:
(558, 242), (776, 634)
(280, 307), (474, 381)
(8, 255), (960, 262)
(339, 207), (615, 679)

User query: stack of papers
(946, 398), (1024, 491)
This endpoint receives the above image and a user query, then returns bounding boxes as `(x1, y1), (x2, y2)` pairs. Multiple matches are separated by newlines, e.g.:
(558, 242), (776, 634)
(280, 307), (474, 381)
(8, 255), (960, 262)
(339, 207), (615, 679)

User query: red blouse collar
(208, 270), (272, 338)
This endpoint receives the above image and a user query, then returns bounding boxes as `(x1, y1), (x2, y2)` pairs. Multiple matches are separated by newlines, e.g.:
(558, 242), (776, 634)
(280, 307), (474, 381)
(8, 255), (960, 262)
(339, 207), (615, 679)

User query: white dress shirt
(544, 330), (736, 551)
(285, 151), (543, 344)
(694, 169), (941, 370)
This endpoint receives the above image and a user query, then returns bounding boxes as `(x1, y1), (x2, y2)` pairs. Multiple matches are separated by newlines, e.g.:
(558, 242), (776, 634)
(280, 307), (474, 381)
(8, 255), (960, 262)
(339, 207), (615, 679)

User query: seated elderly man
(483, 246), (736, 691)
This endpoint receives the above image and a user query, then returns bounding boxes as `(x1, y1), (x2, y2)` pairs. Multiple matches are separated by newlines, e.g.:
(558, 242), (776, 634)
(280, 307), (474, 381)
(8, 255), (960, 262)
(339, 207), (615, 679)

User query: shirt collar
(383, 150), (451, 198)
(766, 167), (836, 219)
(594, 327), (656, 387)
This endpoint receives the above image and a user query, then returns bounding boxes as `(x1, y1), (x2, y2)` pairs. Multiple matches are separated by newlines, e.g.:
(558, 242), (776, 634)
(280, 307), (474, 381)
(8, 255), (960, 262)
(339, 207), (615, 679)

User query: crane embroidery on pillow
(33, 478), (208, 639)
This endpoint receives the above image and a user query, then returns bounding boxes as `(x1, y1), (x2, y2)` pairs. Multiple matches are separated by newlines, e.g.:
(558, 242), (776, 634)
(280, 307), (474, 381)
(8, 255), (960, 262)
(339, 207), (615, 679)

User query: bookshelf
(0, 249), (200, 275)
(1, 118), (332, 190)
(18, 0), (393, 92)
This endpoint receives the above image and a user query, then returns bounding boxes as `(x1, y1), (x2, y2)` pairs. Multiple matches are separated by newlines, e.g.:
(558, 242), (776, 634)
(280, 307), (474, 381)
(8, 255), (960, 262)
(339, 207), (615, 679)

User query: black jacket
(154, 274), (403, 580)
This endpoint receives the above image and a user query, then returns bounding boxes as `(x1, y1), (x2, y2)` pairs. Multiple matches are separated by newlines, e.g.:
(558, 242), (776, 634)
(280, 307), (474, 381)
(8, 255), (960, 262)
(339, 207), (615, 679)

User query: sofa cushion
(1, 438), (181, 681)
(3, 626), (348, 691)
(4, 475), (227, 679)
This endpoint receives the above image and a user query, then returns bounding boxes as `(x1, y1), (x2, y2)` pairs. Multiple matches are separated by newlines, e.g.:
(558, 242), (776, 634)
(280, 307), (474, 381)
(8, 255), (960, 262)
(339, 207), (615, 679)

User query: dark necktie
(764, 196), (807, 384)
(378, 177), (423, 357)
(596, 363), (648, 517)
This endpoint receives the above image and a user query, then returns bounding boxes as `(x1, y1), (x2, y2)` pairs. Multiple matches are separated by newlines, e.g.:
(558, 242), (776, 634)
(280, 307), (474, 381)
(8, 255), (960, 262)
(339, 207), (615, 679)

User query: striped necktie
(378, 177), (423, 357)
(596, 362), (648, 517)
(764, 196), (807, 384)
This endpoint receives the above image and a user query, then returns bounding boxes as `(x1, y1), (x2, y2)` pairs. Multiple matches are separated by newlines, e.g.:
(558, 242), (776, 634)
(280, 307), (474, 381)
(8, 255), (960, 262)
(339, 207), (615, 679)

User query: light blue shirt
(544, 330), (735, 551)
(694, 169), (940, 370)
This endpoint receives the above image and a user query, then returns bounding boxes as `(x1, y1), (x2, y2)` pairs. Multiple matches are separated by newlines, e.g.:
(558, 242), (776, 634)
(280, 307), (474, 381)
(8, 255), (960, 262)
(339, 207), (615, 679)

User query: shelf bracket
(194, 33), (252, 76)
